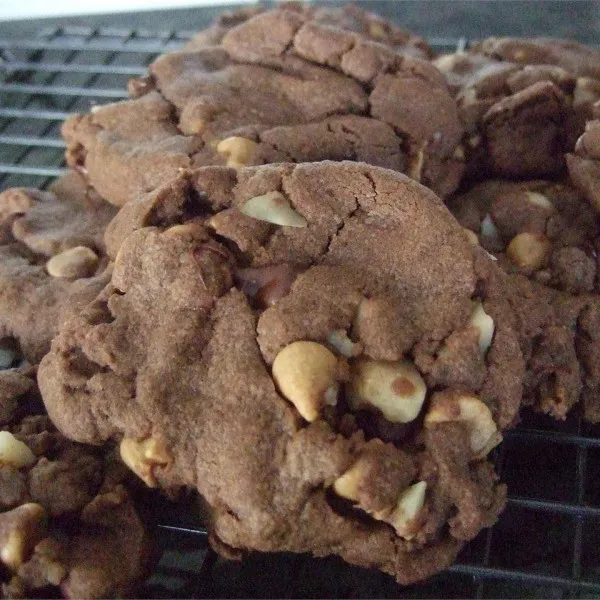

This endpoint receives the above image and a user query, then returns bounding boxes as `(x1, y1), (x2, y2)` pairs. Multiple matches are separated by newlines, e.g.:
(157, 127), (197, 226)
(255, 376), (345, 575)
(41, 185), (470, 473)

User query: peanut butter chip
(46, 246), (98, 279)
(506, 232), (550, 272)
(348, 359), (427, 424)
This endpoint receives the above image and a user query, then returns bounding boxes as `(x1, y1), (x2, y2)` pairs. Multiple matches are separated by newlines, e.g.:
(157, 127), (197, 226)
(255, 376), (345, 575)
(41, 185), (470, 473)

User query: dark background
(1, 1), (600, 44)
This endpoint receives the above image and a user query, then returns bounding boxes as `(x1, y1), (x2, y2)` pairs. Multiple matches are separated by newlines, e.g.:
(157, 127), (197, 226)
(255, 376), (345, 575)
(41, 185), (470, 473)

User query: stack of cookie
(0, 3), (598, 595)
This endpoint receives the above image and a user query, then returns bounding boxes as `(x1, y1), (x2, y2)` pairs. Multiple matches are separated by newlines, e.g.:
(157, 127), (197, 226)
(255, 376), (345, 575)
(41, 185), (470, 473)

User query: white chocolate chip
(347, 359), (427, 424)
(524, 191), (554, 211)
(433, 53), (462, 72)
(463, 228), (479, 246)
(46, 246), (98, 279)
(0, 504), (47, 571)
(240, 192), (308, 228)
(327, 329), (362, 358)
(333, 461), (365, 502)
(480, 214), (499, 239)
(425, 395), (501, 458)
(468, 302), (495, 354)
(216, 136), (259, 168)
(120, 437), (172, 488)
(0, 431), (35, 469)
(506, 232), (550, 273)
(272, 341), (343, 422)
(388, 481), (427, 540)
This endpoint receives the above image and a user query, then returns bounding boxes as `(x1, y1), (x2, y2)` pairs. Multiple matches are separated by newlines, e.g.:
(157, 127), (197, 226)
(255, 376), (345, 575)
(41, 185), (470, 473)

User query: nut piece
(272, 341), (343, 422)
(0, 503), (47, 570)
(468, 302), (495, 354)
(347, 359), (427, 424)
(0, 431), (35, 469)
(388, 481), (427, 540)
(119, 437), (172, 488)
(525, 191), (554, 210)
(425, 394), (501, 458)
(327, 329), (362, 358)
(506, 232), (551, 273)
(46, 246), (98, 279)
(240, 191), (308, 228)
(216, 136), (259, 168)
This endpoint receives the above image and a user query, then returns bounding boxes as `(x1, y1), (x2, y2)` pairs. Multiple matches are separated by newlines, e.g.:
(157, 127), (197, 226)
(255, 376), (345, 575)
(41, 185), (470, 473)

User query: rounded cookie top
(183, 2), (433, 58)
(433, 44), (600, 181)
(40, 162), (524, 584)
(64, 7), (462, 207)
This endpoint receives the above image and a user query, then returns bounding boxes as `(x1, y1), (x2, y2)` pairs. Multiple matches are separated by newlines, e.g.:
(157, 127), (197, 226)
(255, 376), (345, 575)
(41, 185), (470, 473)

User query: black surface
(1, 1), (600, 43)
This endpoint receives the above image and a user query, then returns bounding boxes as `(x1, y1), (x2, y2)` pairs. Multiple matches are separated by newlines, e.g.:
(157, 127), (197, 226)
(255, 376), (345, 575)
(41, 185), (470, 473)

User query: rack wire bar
(0, 82), (128, 98)
(1, 23), (599, 598)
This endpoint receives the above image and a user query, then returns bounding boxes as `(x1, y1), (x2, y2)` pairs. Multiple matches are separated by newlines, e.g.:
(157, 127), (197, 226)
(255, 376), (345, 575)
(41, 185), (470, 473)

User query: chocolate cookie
(433, 45), (600, 181)
(182, 2), (433, 59)
(39, 162), (526, 584)
(0, 172), (116, 363)
(0, 368), (152, 599)
(63, 7), (463, 207)
(448, 179), (600, 419)
(567, 106), (600, 213)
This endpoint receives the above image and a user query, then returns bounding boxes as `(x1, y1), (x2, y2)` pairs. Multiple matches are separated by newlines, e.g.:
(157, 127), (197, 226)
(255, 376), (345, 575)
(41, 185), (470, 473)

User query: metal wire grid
(0, 25), (599, 599)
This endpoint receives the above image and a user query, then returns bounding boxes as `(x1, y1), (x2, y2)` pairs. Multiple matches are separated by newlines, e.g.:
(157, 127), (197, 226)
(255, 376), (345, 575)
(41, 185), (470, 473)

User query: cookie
(0, 367), (152, 599)
(567, 107), (600, 213)
(0, 172), (116, 363)
(39, 162), (527, 584)
(434, 46), (600, 180)
(471, 37), (600, 79)
(448, 179), (600, 419)
(181, 2), (433, 59)
(63, 7), (463, 207)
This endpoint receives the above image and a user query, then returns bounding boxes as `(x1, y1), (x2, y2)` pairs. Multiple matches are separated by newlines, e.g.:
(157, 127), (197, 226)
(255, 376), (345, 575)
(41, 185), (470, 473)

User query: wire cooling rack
(1, 25), (600, 599)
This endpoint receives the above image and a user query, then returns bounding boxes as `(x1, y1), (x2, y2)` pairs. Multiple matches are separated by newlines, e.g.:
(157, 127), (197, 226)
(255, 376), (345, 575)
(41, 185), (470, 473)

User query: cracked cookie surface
(63, 7), (463, 208)
(39, 162), (526, 584)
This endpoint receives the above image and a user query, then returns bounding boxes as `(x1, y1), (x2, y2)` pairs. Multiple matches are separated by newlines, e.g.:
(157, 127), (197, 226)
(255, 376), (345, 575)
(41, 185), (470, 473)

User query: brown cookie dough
(63, 7), (463, 207)
(0, 370), (152, 599)
(0, 173), (116, 363)
(182, 2), (433, 59)
(434, 45), (600, 181)
(448, 179), (600, 419)
(567, 111), (600, 213)
(39, 162), (525, 584)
